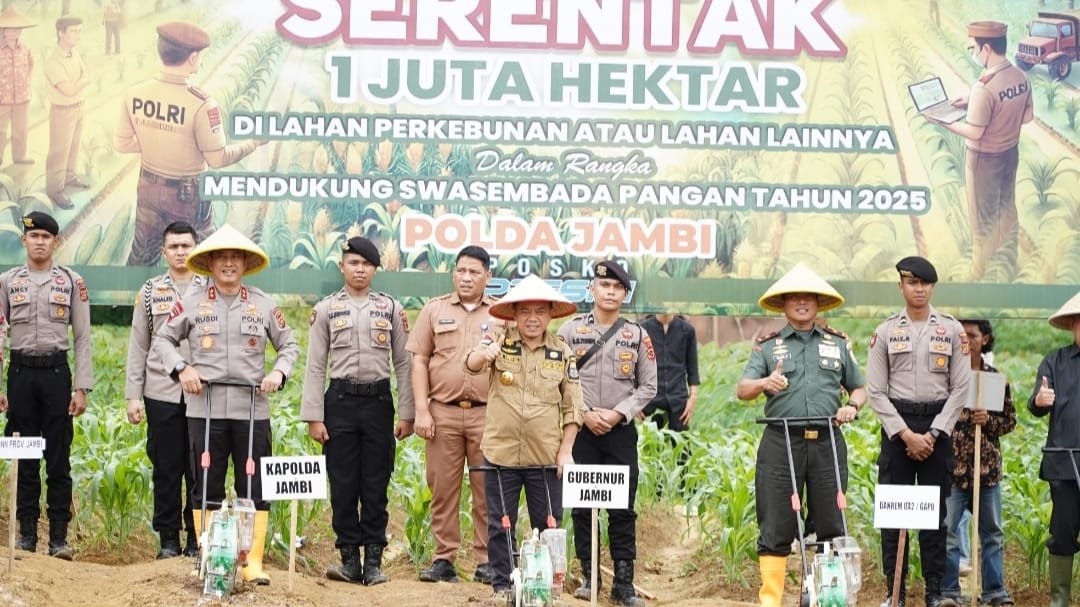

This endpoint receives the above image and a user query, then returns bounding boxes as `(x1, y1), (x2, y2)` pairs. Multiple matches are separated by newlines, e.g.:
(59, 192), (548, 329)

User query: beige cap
(758, 263), (845, 313)
(0, 6), (37, 29)
(1049, 291), (1080, 331)
(186, 224), (269, 277)
(489, 275), (577, 321)
(968, 21), (1006, 38)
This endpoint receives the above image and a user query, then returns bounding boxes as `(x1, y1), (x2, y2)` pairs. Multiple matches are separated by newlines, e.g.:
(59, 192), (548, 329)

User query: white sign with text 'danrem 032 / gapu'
(873, 484), (941, 530)
(260, 455), (328, 501)
(562, 464), (630, 510)
(0, 436), (45, 459)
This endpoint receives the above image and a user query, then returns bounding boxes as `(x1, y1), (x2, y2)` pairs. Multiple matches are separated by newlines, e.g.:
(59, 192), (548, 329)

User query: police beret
(55, 15), (81, 31)
(23, 212), (59, 236)
(594, 260), (631, 290)
(156, 21), (210, 52)
(896, 256), (938, 283)
(341, 237), (380, 266)
(968, 21), (1006, 38)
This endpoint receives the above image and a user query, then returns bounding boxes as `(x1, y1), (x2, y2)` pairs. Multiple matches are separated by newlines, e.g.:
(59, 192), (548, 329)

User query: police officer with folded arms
(0, 211), (92, 560)
(124, 221), (207, 559)
(155, 224), (298, 585)
(867, 256), (970, 607)
(557, 261), (657, 607)
(302, 237), (413, 586)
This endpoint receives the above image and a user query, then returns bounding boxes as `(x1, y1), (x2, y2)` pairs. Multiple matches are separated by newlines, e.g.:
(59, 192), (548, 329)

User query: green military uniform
(744, 324), (863, 555)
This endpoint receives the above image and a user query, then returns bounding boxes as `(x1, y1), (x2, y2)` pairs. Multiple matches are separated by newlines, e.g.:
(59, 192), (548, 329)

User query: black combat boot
(362, 544), (390, 586)
(156, 529), (182, 559)
(183, 527), (199, 557)
(325, 545), (363, 583)
(15, 518), (37, 552)
(924, 577), (957, 607)
(610, 559), (646, 607)
(47, 521), (74, 560)
(573, 559), (600, 600)
(879, 574), (906, 607)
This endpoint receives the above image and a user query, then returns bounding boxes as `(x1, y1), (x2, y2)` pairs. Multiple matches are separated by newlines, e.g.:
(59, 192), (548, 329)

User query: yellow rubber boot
(241, 511), (271, 585)
(758, 555), (787, 607)
(191, 510), (205, 548)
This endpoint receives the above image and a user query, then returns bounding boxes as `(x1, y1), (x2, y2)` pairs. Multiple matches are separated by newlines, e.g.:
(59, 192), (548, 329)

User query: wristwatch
(171, 361), (188, 381)
(929, 428), (945, 441)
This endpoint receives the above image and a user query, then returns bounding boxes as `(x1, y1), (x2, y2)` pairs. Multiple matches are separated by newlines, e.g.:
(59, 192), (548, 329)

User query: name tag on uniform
(818, 344), (840, 359)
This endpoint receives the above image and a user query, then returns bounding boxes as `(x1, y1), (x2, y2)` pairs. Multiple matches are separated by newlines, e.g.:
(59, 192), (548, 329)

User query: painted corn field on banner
(0, 0), (1078, 316)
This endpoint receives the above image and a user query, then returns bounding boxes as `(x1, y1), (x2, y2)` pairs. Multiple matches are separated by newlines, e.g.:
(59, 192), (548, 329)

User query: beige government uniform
(0, 263), (92, 526)
(556, 312), (656, 563)
(866, 305), (972, 588)
(43, 45), (85, 197)
(154, 284), (298, 420)
(301, 288), (412, 548)
(115, 73), (228, 266)
(405, 291), (502, 564)
(125, 273), (207, 402)
(964, 60), (1032, 278)
(476, 328), (584, 467)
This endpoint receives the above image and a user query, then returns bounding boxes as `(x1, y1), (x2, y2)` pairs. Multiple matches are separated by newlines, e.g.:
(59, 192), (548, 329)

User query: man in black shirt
(1031, 291), (1080, 607)
(640, 313), (699, 431)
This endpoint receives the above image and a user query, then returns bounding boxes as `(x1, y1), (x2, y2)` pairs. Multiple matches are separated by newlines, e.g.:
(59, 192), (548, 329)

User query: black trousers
(485, 464), (563, 590)
(145, 397), (195, 533)
(322, 385), (395, 548)
(755, 426), (848, 556)
(572, 422), (639, 562)
(187, 417), (272, 511)
(877, 415), (952, 585)
(4, 363), (73, 524)
(1048, 480), (1080, 555)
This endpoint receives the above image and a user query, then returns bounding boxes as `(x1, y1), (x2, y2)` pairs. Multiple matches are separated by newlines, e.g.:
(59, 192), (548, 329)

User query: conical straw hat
(489, 275), (577, 320)
(185, 224), (269, 277)
(758, 263), (845, 313)
(1049, 291), (1080, 331)
(0, 6), (36, 29)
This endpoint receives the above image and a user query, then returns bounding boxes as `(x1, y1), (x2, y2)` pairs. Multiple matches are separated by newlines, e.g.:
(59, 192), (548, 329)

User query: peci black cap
(341, 237), (380, 266)
(594, 260), (631, 290)
(23, 211), (59, 236)
(896, 256), (938, 283)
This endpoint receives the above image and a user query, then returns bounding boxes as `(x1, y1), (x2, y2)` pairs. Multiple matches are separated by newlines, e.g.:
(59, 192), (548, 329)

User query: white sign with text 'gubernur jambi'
(562, 464), (630, 510)
(261, 455), (327, 501)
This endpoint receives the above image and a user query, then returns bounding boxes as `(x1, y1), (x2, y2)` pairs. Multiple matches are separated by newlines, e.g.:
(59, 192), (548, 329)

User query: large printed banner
(1, 0), (1078, 314)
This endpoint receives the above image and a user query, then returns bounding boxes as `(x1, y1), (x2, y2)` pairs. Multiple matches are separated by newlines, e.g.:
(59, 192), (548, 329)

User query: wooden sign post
(0, 434), (45, 572)
(260, 455), (328, 591)
(563, 464), (630, 607)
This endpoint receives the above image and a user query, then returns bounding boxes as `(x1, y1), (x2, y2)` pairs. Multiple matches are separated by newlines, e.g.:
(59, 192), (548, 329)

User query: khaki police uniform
(301, 288), (413, 548)
(124, 273), (206, 535)
(0, 263), (92, 527)
(115, 72), (227, 266)
(867, 305), (971, 597)
(154, 284), (298, 510)
(964, 60), (1032, 278)
(556, 313), (657, 563)
(744, 324), (864, 556)
(405, 291), (502, 566)
(43, 44), (85, 199)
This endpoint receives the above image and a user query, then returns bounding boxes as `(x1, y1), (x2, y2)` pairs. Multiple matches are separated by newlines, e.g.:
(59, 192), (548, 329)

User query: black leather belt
(439, 400), (486, 409)
(331, 378), (390, 396)
(11, 350), (68, 368)
(769, 424), (829, 441)
(140, 167), (192, 189)
(892, 398), (947, 416)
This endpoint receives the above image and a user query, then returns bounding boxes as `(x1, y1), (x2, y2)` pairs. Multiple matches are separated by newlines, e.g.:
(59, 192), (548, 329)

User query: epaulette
(188, 85), (208, 100)
(757, 330), (780, 343)
(823, 326), (848, 339)
(246, 284), (267, 297)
